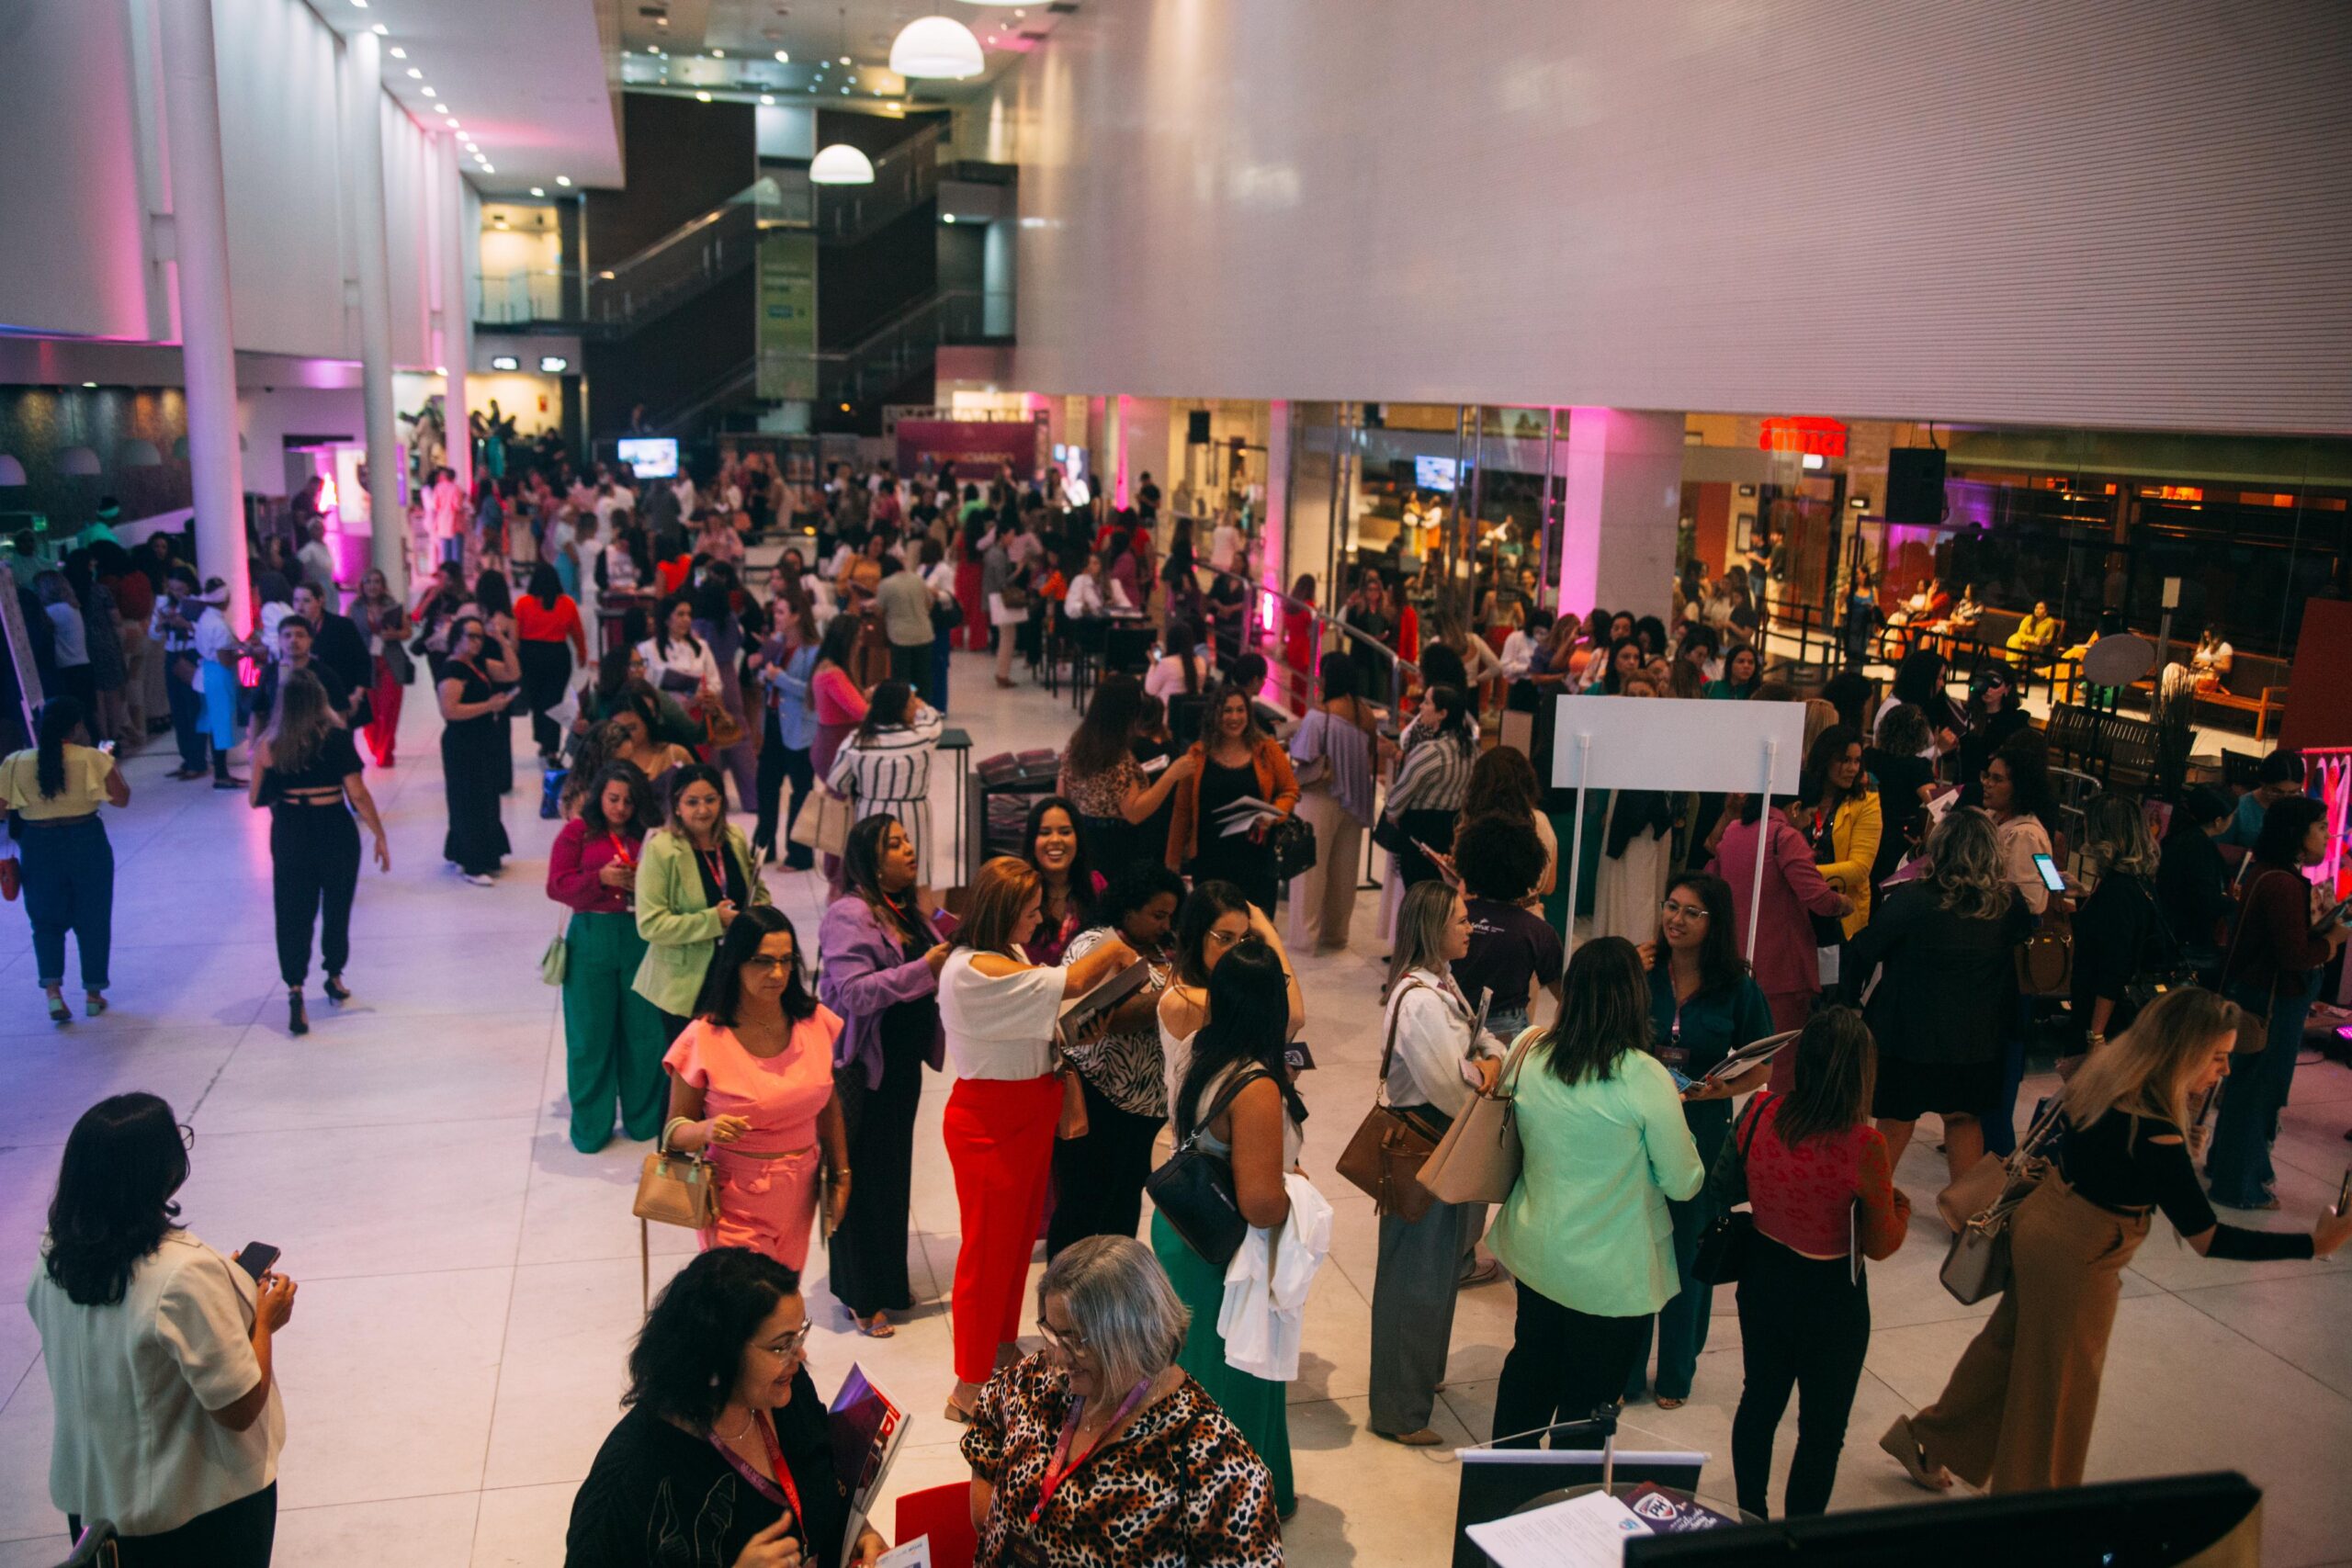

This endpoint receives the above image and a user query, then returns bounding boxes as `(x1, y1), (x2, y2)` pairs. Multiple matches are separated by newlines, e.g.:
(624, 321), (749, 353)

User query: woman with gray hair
(2068, 794), (2166, 1062)
(961, 1235), (1281, 1565)
(1841, 808), (2034, 1186)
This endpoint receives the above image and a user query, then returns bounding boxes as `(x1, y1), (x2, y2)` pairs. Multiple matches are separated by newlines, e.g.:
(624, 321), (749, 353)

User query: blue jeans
(20, 818), (114, 991)
(932, 626), (953, 713)
(2208, 975), (2322, 1206)
(1980, 994), (2034, 1159)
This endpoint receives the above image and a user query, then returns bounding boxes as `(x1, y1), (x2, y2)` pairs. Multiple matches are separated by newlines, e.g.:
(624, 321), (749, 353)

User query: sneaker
(461, 872), (496, 886)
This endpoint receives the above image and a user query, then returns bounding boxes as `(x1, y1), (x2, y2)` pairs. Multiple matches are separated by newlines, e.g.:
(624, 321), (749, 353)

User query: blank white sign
(1547, 694), (1807, 795)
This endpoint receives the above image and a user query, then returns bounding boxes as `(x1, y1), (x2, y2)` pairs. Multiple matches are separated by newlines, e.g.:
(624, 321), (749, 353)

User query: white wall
(0, 0), (445, 370)
(1007, 0), (2352, 435)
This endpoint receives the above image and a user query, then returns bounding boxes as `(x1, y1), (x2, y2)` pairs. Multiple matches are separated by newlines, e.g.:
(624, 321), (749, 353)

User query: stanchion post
(1561, 728), (1592, 955)
(1745, 737), (1778, 964)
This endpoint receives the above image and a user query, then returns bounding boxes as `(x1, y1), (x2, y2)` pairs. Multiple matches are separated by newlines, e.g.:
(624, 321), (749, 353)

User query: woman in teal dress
(1150, 939), (1304, 1517)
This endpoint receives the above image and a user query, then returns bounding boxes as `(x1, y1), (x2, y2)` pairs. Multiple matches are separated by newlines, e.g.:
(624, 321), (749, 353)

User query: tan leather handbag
(635, 1118), (718, 1230)
(1413, 1025), (1545, 1207)
(1335, 981), (1446, 1221)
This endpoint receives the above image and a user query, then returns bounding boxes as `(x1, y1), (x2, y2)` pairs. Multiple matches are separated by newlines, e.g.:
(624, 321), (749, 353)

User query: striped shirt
(827, 707), (946, 867)
(1385, 725), (1474, 818)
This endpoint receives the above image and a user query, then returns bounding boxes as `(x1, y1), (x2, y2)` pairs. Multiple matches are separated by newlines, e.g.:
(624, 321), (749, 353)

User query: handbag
(634, 1118), (718, 1230)
(694, 694), (747, 750)
(787, 775), (854, 857)
(1692, 1093), (1773, 1286)
(931, 595), (965, 633)
(2014, 924), (2073, 998)
(1371, 815), (1408, 854)
(1334, 982), (1447, 1222)
(1937, 1099), (2064, 1304)
(1266, 813), (1317, 881)
(538, 914), (569, 987)
(1414, 1026), (1545, 1207)
(382, 639), (416, 687)
(2218, 870), (2288, 1054)
(2120, 878), (2200, 1017)
(1145, 1067), (1272, 1270)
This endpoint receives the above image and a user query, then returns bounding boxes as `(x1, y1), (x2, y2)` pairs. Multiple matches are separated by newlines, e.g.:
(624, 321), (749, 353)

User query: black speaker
(1186, 410), (1212, 445)
(1885, 447), (1947, 525)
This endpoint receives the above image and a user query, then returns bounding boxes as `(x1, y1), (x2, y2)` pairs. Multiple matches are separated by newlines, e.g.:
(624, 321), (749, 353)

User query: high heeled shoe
(46, 994), (70, 1026)
(287, 990), (310, 1037)
(322, 974), (351, 1006)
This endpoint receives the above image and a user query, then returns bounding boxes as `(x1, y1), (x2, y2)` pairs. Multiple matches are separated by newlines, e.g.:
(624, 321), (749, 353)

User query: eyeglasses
(744, 954), (797, 974)
(755, 1325), (812, 1359)
(177, 1123), (196, 1151)
(1203, 928), (1243, 950)
(1035, 1318), (1091, 1355)
(1659, 901), (1710, 921)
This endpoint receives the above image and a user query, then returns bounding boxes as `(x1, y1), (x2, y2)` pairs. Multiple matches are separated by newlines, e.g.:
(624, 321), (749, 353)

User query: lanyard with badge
(1001, 1381), (1150, 1564)
(708, 1412), (804, 1537)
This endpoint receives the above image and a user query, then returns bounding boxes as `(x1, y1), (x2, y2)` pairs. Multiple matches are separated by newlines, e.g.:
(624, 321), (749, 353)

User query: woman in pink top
(808, 613), (868, 780)
(662, 907), (850, 1271)
(1711, 791), (1852, 1092)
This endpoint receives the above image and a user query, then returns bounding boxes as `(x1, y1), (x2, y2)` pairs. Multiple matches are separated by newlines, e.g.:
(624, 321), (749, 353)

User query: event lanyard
(710, 1411), (803, 1526)
(698, 844), (732, 900)
(1028, 1380), (1150, 1526)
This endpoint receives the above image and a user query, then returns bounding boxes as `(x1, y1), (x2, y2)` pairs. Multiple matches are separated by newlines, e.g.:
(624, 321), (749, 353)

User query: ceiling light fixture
(775, 49), (789, 62)
(808, 142), (876, 185)
(529, 186), (546, 197)
(348, 0), (367, 7)
(406, 66), (422, 77)
(538, 355), (570, 374)
(389, 45), (405, 57)
(447, 118), (460, 129)
(434, 103), (449, 114)
(369, 20), (387, 33)
(480, 164), (495, 174)
(556, 175), (572, 186)
(890, 16), (984, 78)
(422, 85), (436, 96)
(491, 355), (520, 372)
(695, 90), (712, 101)
(761, 94), (775, 104)
(712, 48), (724, 56)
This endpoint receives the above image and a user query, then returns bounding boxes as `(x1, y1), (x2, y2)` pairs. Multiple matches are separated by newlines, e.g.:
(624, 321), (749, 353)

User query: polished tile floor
(0, 651), (2345, 1567)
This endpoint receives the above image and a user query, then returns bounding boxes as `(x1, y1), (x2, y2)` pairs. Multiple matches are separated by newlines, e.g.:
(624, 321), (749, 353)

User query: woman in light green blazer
(633, 761), (772, 1032)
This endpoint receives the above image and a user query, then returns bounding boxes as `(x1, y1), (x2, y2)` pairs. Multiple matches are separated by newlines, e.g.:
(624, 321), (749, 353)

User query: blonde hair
(2063, 986), (2242, 1132)
(1801, 699), (1839, 758)
(1925, 808), (2011, 922)
(1385, 880), (1461, 1000)
(2086, 795), (2160, 881)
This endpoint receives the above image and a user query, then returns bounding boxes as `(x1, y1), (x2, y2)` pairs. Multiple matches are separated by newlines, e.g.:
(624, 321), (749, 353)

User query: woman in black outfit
(566, 1247), (887, 1568)
(436, 615), (519, 885)
(515, 563), (578, 765)
(2067, 795), (2166, 1061)
(472, 569), (522, 795)
(1864, 703), (1939, 887)
(251, 671), (390, 1036)
(2154, 785), (2233, 972)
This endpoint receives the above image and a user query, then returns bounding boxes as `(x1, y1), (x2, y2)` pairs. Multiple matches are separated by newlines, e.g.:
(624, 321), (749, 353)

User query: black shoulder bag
(1147, 1067), (1273, 1269)
(1692, 1093), (1772, 1286)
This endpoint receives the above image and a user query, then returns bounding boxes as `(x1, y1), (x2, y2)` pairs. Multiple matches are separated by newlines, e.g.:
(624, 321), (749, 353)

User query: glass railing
(584, 175), (812, 331)
(813, 124), (944, 243)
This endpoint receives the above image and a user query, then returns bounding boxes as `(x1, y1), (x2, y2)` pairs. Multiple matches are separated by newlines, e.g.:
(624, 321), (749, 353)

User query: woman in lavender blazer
(819, 812), (954, 1337)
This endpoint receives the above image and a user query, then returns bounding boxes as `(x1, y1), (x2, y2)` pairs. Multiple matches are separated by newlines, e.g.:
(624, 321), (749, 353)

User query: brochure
(1055, 957), (1151, 1052)
(826, 1365), (908, 1568)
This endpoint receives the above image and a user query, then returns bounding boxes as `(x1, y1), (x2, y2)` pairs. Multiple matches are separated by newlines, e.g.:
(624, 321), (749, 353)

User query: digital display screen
(616, 437), (679, 479)
(1415, 456), (1458, 492)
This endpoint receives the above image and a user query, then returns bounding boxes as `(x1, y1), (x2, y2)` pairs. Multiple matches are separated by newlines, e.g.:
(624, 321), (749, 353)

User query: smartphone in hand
(234, 1243), (280, 1281)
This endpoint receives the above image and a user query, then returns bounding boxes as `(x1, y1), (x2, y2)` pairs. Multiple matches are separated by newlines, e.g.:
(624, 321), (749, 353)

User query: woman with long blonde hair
(1888, 987), (2351, 1495)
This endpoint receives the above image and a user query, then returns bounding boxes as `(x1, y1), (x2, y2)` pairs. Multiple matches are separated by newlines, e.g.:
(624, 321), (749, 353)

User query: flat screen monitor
(1415, 455), (1458, 493)
(616, 437), (679, 479)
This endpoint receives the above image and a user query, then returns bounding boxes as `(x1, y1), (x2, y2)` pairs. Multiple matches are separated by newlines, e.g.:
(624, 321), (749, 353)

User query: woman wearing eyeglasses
(963, 1236), (1281, 1567)
(567, 1247), (890, 1568)
(661, 908), (850, 1273)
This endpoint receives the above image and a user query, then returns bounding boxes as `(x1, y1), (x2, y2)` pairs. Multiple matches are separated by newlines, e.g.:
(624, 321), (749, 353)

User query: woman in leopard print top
(962, 1236), (1280, 1567)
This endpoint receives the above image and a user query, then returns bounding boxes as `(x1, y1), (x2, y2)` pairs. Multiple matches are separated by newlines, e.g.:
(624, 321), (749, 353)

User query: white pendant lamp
(0, 456), (26, 487)
(119, 439), (164, 468)
(808, 143), (876, 185)
(890, 16), (984, 79)
(58, 446), (102, 477)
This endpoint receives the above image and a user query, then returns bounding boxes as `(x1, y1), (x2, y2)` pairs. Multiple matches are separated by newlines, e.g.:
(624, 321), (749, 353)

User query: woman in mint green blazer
(633, 762), (771, 1032)
(1487, 935), (1704, 1447)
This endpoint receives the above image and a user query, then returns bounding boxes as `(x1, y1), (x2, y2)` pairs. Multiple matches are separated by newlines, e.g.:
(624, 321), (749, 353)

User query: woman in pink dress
(662, 906), (850, 1270)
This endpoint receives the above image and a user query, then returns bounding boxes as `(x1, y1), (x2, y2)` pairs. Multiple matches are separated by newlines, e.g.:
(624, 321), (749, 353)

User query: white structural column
(1556, 409), (1686, 623)
(340, 28), (406, 597)
(154, 0), (251, 632)
(1261, 398), (1289, 632)
(437, 132), (473, 502)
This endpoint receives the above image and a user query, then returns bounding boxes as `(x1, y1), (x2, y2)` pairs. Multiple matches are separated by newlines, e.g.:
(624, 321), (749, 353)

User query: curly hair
(1925, 807), (2013, 922)
(624, 1247), (801, 1428)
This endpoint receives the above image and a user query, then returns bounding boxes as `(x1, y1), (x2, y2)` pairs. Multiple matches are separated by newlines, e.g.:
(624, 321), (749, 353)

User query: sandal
(1656, 1396), (1687, 1411)
(46, 994), (70, 1026)
(852, 1309), (895, 1339)
(942, 1396), (976, 1424)
(1880, 1415), (1954, 1492)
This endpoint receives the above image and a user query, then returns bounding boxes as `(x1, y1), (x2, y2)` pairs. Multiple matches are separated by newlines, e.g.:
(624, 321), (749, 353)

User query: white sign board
(1547, 694), (1806, 795)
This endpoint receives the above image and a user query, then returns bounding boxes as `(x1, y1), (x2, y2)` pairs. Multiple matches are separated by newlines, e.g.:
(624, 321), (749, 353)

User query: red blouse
(546, 816), (642, 915)
(1744, 1097), (1908, 1260)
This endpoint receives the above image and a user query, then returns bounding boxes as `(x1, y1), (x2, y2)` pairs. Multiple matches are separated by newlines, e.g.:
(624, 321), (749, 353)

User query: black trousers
(517, 638), (571, 759)
(1732, 1235), (1871, 1518)
(888, 640), (930, 691)
(1046, 1074), (1166, 1259)
(754, 709), (816, 870)
(827, 1020), (930, 1316)
(270, 806), (359, 987)
(74, 1482), (277, 1568)
(166, 657), (209, 770)
(1491, 1280), (1647, 1448)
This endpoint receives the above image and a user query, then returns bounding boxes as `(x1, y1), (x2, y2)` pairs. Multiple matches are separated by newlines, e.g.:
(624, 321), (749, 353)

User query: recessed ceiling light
(555, 175), (572, 186)
(348, 0), (367, 7)
(942, 213), (956, 223)
(695, 90), (712, 101)
(406, 66), (422, 77)
(760, 94), (775, 104)
(421, 85), (436, 96)
(839, 54), (851, 63)
(82, 381), (98, 389)
(447, 118), (460, 129)
(654, 11), (667, 22)
(434, 103), (449, 113)
(529, 186), (546, 197)
(369, 21), (387, 33)
(389, 45), (406, 57)
(481, 164), (494, 173)
(775, 49), (789, 62)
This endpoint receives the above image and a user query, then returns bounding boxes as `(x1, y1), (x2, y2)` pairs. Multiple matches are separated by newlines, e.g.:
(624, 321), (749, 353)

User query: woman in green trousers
(546, 761), (671, 1152)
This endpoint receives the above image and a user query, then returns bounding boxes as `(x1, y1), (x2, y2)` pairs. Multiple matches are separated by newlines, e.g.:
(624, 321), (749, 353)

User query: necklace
(718, 1404), (757, 1442)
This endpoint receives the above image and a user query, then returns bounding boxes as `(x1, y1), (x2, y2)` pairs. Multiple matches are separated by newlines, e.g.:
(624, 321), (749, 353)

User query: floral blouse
(962, 1354), (1280, 1568)
(1059, 755), (1145, 820)
(1058, 927), (1170, 1118)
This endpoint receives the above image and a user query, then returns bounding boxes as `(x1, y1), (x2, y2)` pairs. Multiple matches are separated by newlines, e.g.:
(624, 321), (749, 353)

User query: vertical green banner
(756, 231), (817, 401)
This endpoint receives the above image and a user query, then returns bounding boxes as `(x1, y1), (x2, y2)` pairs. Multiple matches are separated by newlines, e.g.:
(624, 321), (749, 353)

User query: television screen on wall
(1415, 455), (1458, 492)
(617, 437), (679, 479)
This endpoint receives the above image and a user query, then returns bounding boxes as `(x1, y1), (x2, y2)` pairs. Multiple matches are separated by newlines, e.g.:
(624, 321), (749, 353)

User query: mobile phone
(233, 1242), (279, 1281)
(96, 739), (116, 756)
(2031, 852), (2067, 894)
(2337, 1168), (2351, 1216)
(2323, 897), (2352, 931)
(1666, 1066), (1696, 1093)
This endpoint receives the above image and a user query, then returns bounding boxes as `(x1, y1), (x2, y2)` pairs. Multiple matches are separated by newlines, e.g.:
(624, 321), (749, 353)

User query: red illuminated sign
(1758, 417), (1849, 458)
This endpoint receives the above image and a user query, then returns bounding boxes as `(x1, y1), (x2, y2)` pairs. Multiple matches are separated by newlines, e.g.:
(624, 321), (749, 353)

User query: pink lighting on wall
(1113, 394), (1132, 511)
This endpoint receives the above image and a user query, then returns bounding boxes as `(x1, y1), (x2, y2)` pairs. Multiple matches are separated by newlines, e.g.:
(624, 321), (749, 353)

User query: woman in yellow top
(2004, 601), (2059, 664)
(0, 697), (130, 1022)
(1801, 725), (1882, 938)
(633, 762), (772, 1038)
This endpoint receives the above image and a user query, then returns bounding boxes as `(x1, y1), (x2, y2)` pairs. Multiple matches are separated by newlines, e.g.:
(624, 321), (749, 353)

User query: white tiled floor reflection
(0, 647), (2344, 1565)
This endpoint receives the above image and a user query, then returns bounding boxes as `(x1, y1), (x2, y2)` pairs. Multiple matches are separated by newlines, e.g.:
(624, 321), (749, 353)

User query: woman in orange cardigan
(1166, 682), (1300, 918)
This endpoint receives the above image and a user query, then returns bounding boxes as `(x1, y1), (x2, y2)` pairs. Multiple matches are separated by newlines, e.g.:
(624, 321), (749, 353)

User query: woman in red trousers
(935, 854), (1136, 1422)
(956, 511), (990, 650)
(354, 570), (412, 767)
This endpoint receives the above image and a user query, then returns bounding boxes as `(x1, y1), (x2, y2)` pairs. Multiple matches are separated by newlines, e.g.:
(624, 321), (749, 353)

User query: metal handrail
(813, 124), (945, 243)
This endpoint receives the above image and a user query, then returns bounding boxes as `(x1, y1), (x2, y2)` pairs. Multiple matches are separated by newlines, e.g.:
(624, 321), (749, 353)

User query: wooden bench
(2041, 703), (2160, 785)
(2129, 651), (2289, 739)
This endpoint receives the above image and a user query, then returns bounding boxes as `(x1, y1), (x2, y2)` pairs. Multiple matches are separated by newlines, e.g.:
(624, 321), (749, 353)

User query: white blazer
(1216, 1172), (1332, 1382)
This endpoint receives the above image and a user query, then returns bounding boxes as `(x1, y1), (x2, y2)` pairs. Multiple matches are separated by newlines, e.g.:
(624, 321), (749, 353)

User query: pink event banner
(895, 418), (1044, 481)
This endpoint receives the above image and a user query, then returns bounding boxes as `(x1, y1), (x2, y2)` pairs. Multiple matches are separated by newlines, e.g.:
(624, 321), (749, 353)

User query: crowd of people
(9, 451), (2350, 1568)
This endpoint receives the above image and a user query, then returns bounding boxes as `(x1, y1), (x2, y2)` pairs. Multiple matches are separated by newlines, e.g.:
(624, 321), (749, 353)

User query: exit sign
(1758, 417), (1849, 457)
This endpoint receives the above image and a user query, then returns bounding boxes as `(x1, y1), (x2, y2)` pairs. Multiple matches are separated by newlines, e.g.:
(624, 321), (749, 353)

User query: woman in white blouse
(28, 1094), (296, 1562)
(637, 593), (720, 701)
(938, 856), (1136, 1421)
(1062, 551), (1131, 621)
(1142, 617), (1215, 701)
(1367, 885), (1504, 1446)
